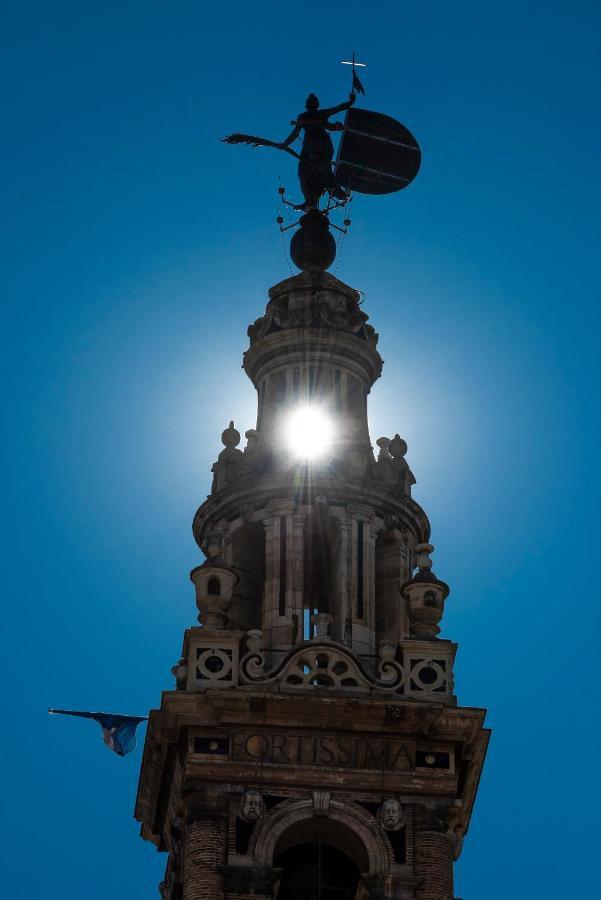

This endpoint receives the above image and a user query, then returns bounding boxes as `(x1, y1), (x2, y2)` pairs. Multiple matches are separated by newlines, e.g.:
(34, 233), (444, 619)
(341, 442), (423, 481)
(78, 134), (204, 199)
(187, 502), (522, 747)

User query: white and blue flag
(49, 708), (147, 756)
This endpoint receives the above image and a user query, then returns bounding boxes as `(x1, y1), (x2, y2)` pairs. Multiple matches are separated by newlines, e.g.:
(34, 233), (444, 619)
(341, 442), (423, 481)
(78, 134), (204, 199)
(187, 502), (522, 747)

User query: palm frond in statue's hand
(222, 133), (300, 160)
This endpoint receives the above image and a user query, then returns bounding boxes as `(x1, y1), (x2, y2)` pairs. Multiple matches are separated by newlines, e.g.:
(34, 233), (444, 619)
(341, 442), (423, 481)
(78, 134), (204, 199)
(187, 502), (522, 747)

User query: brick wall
(415, 830), (454, 900)
(183, 817), (226, 900)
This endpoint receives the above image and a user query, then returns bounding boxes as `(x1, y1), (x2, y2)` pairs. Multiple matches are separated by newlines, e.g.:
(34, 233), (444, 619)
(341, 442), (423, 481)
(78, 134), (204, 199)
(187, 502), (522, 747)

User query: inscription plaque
(230, 731), (412, 771)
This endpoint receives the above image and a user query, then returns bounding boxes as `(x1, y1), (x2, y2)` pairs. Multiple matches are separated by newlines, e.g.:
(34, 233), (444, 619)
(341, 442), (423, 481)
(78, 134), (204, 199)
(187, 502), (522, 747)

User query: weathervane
(223, 55), (421, 272)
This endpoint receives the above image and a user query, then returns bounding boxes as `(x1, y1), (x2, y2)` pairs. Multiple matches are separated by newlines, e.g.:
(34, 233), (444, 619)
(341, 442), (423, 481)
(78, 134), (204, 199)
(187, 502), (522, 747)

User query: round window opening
(205, 655), (225, 673)
(419, 665), (438, 685)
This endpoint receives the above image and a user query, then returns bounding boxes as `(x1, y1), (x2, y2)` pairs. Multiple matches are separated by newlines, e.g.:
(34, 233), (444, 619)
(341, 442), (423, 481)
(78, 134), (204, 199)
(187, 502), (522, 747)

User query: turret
(184, 269), (455, 678)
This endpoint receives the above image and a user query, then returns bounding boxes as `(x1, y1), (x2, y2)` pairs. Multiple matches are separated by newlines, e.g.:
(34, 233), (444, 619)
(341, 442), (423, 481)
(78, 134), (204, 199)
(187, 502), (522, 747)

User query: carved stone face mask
(379, 798), (403, 831)
(240, 790), (265, 823)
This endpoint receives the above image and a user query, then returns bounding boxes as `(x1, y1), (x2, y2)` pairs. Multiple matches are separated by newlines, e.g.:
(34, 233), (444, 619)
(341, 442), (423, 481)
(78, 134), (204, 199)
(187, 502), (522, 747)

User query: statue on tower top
(224, 90), (357, 210)
(223, 58), (422, 271)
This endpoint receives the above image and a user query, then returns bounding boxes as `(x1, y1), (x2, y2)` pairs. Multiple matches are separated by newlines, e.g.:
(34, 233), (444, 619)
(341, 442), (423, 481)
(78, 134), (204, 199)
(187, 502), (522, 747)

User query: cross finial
(341, 52), (366, 95)
(341, 52), (367, 69)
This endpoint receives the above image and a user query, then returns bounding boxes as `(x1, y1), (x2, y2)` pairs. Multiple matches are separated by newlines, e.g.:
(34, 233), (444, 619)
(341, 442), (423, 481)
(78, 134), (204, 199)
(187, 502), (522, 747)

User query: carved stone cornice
(192, 478), (430, 551)
(246, 270), (379, 350)
(243, 326), (383, 389)
(135, 686), (488, 847)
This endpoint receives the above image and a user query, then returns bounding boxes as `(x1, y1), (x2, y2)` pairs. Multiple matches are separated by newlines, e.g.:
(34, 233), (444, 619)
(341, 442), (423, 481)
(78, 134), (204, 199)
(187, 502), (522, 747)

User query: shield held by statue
(334, 107), (421, 195)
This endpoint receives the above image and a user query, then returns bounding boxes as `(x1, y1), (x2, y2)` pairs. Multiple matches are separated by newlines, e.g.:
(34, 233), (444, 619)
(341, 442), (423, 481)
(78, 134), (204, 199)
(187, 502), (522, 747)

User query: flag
(352, 68), (365, 96)
(49, 708), (147, 756)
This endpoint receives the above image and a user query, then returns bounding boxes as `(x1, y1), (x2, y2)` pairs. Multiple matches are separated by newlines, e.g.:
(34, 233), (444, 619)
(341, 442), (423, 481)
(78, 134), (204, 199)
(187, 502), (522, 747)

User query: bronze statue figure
(222, 70), (421, 273)
(224, 91), (356, 210)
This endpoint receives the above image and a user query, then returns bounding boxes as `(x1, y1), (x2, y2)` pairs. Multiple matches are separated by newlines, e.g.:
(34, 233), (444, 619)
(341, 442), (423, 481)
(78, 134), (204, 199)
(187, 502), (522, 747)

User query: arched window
(207, 577), (221, 596)
(424, 590), (437, 608)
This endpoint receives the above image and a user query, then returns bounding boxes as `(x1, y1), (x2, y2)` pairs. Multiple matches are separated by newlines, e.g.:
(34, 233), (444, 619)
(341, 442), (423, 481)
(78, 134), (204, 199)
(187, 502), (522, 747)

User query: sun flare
(285, 406), (334, 461)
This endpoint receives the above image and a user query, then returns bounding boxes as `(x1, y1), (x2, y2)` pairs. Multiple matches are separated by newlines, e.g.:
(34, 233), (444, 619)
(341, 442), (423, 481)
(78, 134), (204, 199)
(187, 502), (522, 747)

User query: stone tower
(135, 269), (490, 900)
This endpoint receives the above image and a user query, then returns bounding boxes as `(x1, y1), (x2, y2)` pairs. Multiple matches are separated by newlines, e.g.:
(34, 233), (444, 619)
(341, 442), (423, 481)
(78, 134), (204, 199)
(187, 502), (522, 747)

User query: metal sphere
(289, 211), (336, 272)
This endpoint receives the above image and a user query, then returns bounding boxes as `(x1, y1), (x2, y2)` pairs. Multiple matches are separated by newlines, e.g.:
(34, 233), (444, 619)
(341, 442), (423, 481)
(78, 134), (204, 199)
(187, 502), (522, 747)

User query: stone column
(366, 520), (378, 648)
(414, 825), (454, 900)
(261, 514), (277, 650)
(182, 792), (227, 900)
(332, 514), (351, 645)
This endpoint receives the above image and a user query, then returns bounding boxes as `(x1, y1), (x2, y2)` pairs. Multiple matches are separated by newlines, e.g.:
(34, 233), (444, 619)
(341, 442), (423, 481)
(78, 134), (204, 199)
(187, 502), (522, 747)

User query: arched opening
(274, 818), (367, 900)
(252, 799), (391, 894)
(207, 577), (221, 595)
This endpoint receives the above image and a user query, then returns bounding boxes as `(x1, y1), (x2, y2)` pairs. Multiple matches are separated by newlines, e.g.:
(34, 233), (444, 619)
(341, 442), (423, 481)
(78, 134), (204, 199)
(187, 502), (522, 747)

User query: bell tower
(135, 267), (490, 900)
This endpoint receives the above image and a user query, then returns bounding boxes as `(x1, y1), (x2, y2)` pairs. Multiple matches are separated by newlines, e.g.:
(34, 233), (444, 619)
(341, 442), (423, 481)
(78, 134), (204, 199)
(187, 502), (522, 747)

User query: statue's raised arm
(317, 91), (356, 120)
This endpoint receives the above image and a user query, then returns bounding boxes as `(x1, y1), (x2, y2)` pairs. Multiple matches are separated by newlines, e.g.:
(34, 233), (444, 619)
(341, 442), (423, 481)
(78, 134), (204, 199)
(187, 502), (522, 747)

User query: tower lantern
(136, 76), (489, 900)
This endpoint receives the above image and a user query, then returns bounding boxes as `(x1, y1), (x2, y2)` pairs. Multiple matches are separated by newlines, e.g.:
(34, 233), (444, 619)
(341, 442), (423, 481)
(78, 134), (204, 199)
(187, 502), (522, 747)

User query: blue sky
(2, 1), (600, 897)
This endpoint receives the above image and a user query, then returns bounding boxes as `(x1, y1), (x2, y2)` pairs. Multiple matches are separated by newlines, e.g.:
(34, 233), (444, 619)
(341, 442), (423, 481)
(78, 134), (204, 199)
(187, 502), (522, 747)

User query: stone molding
(193, 481), (430, 555)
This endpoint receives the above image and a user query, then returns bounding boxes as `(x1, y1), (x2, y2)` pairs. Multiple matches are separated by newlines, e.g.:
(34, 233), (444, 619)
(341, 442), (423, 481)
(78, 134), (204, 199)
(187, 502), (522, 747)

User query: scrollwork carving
(240, 642), (404, 694)
(378, 643), (404, 687)
(241, 629), (266, 678)
(238, 640), (455, 701)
